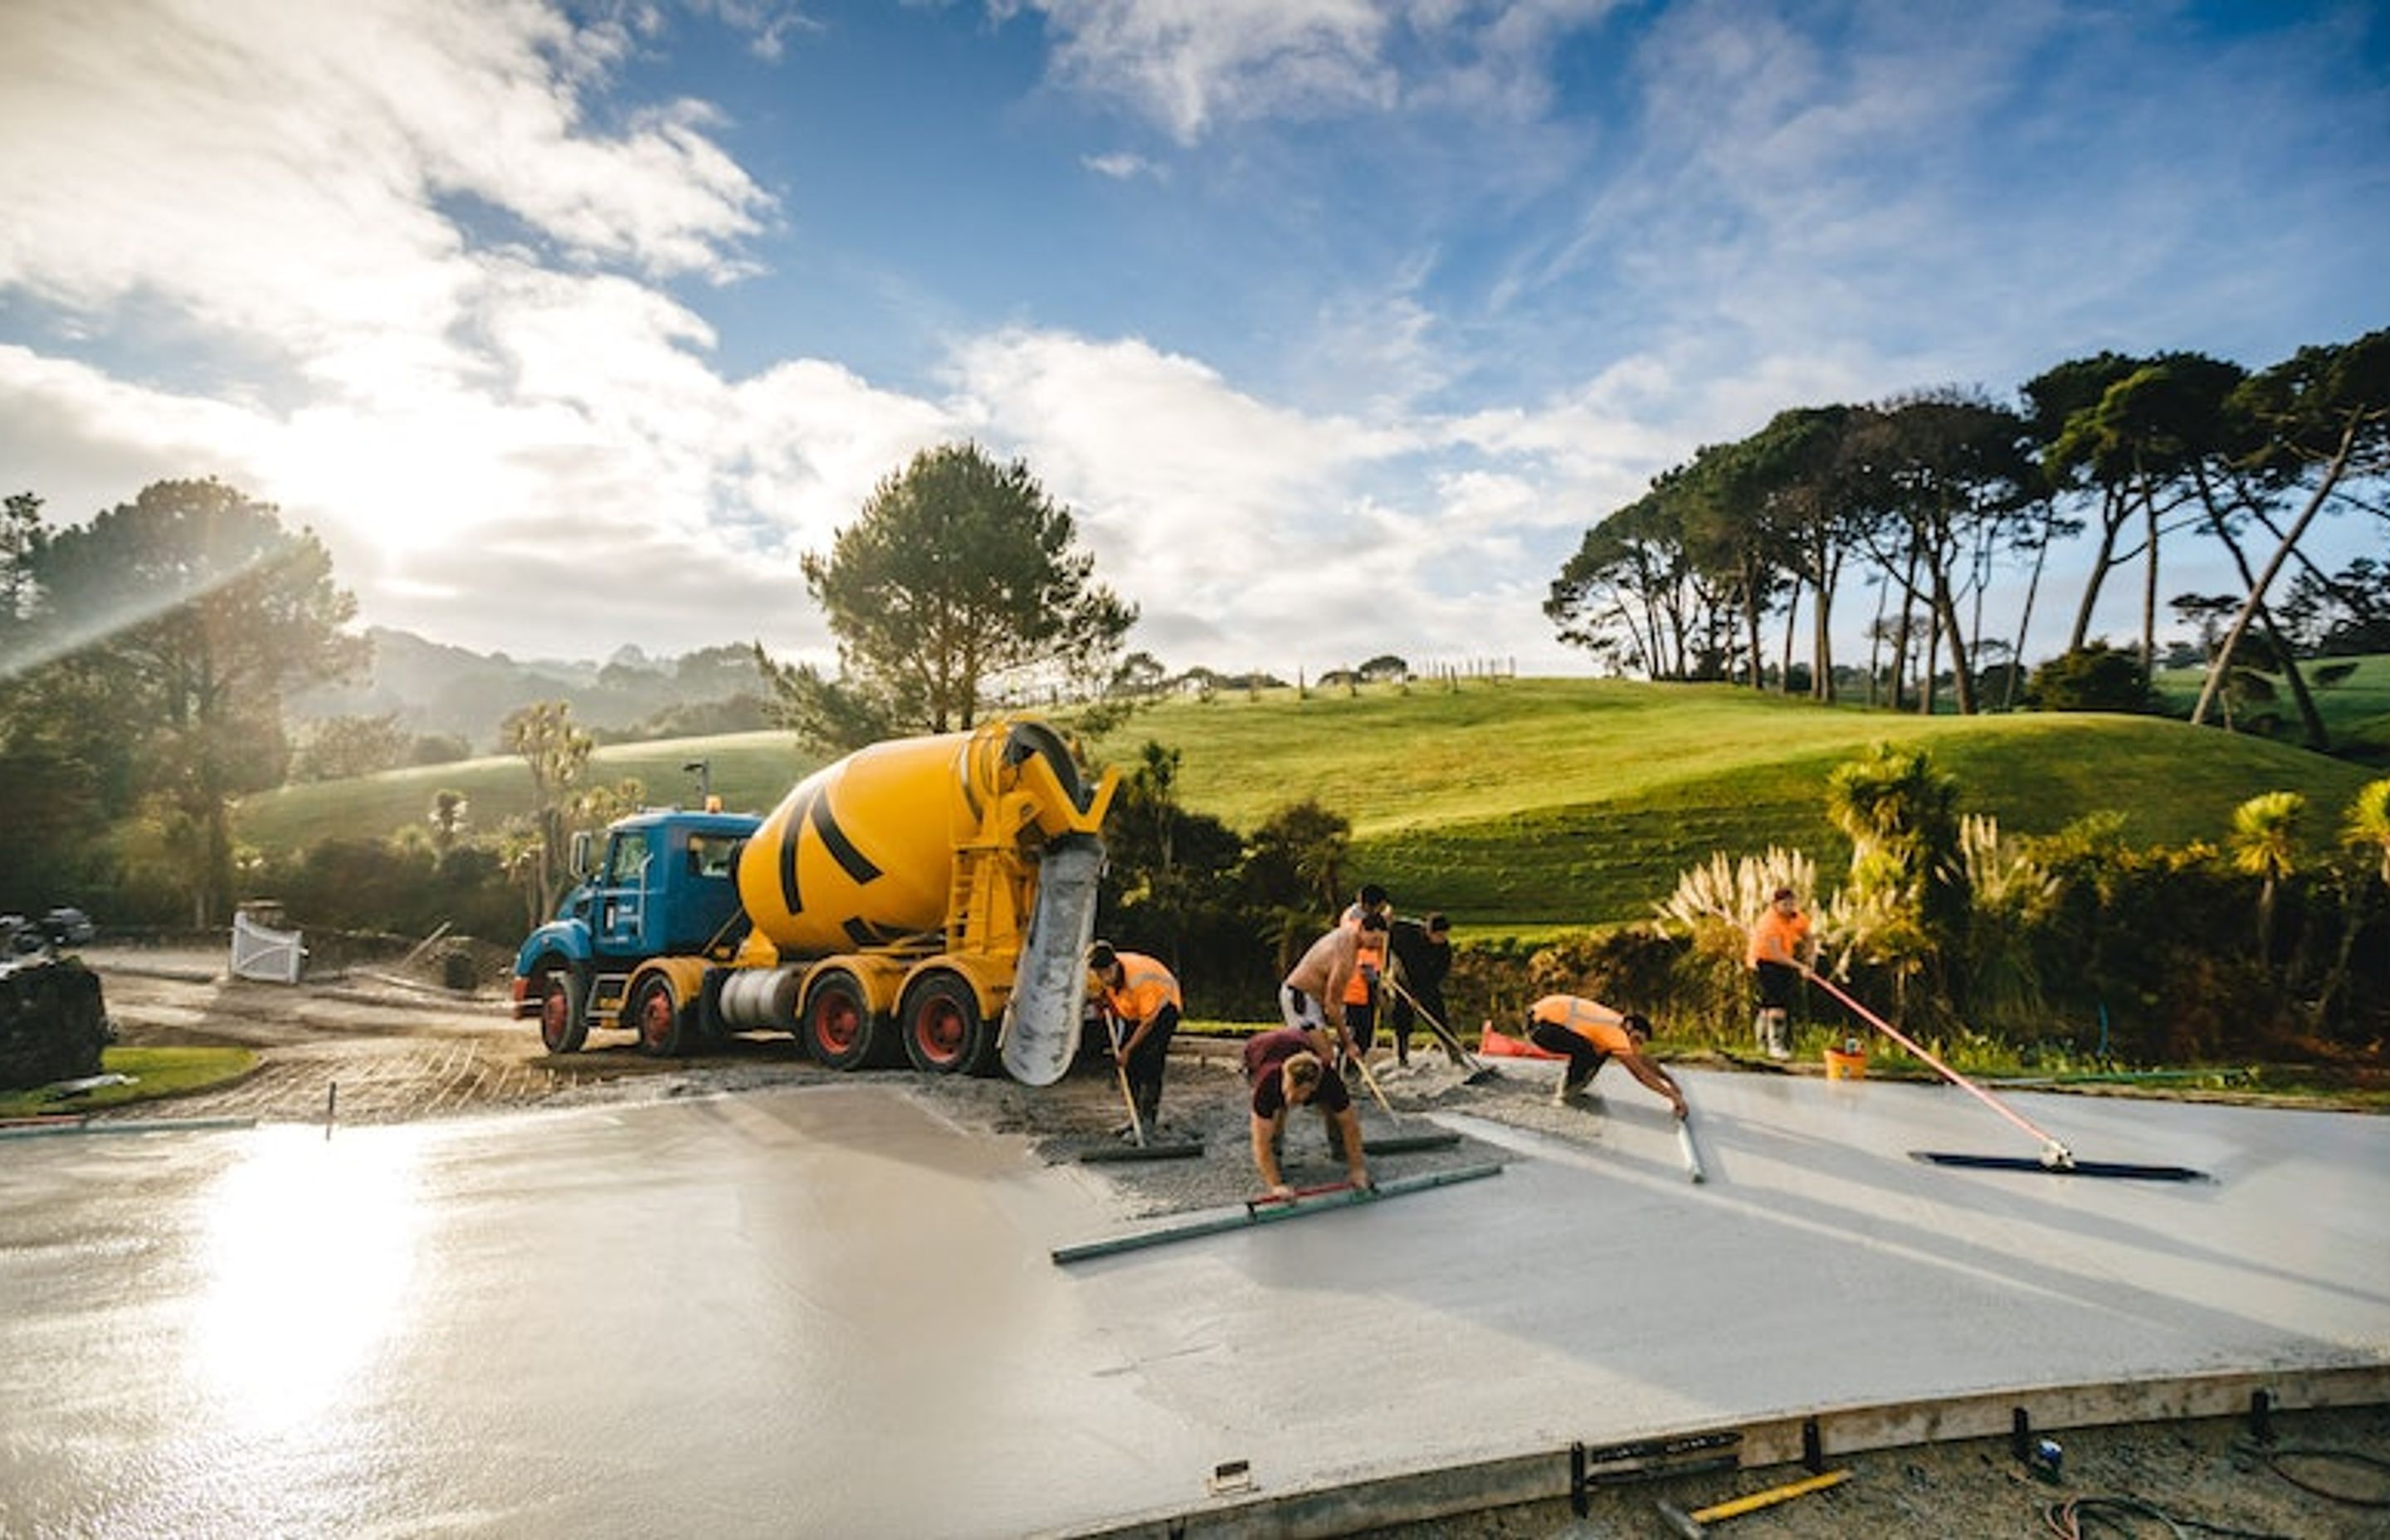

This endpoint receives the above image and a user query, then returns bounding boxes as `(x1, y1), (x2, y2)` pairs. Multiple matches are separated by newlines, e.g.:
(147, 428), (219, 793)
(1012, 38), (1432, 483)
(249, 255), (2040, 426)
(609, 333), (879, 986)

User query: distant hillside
(1083, 680), (2378, 931)
(244, 731), (818, 854)
(289, 627), (768, 748)
(241, 678), (2380, 937)
(2151, 654), (2390, 767)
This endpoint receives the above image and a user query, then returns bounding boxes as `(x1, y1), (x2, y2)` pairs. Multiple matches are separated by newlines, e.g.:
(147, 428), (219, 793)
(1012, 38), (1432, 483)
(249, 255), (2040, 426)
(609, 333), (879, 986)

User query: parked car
(1, 908), (96, 957)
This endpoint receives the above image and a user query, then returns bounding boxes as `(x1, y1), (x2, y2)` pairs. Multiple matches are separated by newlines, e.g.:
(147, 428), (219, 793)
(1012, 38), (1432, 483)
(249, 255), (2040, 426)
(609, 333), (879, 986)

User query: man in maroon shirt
(1243, 1026), (1372, 1200)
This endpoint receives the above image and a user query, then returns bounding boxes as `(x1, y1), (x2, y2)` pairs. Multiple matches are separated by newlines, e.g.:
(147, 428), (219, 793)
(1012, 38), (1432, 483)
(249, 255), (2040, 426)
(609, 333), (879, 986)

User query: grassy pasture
(242, 733), (825, 851)
(1082, 680), (2378, 928)
(240, 678), (2379, 934)
(2152, 653), (2390, 763)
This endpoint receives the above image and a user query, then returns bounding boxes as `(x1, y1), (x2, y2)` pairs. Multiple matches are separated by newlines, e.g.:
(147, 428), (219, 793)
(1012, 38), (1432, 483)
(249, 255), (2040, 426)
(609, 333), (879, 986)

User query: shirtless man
(1278, 910), (1388, 1065)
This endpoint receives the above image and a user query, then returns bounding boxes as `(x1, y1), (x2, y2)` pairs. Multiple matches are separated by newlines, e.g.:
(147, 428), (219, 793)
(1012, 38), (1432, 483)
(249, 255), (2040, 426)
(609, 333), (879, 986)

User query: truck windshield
(606, 831), (652, 887)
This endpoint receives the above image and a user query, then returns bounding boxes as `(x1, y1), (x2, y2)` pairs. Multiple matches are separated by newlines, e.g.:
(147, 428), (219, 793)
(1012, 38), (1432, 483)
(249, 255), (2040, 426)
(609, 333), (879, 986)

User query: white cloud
(0, 0), (768, 361)
(1011, 0), (1636, 141)
(1018, 0), (1396, 143)
(685, 0), (827, 64)
(951, 329), (1386, 560)
(722, 358), (966, 548)
(1293, 271), (1450, 417)
(0, 348), (285, 520)
(1081, 150), (1160, 180)
(939, 326), (1612, 673)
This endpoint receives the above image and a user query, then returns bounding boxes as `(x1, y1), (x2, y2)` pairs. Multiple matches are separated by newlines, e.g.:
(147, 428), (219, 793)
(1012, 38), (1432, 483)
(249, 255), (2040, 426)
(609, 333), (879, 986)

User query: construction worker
(1087, 942), (1181, 1132)
(1280, 910), (1388, 1065)
(1338, 884), (1392, 1057)
(1746, 885), (1814, 1061)
(1243, 1026), (1371, 1200)
(1525, 994), (1688, 1119)
(1341, 883), (1393, 929)
(1385, 911), (1455, 1067)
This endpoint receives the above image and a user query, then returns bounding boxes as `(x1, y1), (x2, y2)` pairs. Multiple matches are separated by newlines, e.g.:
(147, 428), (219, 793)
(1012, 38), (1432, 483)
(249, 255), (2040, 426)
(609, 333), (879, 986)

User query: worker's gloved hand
(1359, 963), (1379, 984)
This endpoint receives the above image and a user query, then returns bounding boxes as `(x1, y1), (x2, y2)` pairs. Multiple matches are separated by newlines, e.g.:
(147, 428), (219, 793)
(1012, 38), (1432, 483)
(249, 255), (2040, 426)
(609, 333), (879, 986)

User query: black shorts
(1529, 1020), (1607, 1078)
(1755, 961), (1799, 1011)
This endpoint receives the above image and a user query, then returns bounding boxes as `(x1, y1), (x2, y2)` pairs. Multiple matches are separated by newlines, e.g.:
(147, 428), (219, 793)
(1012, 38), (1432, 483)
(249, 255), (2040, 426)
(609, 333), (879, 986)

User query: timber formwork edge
(1043, 1361), (2390, 1540)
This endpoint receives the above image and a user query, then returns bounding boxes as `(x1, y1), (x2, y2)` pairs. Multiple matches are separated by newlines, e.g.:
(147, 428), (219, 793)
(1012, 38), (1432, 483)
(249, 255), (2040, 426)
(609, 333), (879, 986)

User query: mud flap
(999, 833), (1104, 1087)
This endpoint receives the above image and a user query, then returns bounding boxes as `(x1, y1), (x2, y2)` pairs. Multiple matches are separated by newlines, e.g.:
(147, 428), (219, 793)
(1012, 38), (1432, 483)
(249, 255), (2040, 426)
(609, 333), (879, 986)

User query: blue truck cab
(510, 807), (761, 1053)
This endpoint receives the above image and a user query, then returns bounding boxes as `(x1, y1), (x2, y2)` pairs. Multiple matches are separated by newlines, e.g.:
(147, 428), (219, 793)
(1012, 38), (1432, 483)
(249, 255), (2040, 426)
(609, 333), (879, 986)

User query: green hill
(240, 678), (2378, 936)
(2152, 653), (2390, 765)
(239, 732), (824, 853)
(1080, 680), (2378, 930)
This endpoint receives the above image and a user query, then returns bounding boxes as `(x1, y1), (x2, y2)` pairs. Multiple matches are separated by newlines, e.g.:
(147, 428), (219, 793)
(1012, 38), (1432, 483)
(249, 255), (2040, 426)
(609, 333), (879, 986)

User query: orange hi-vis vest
(1748, 906), (1811, 968)
(1100, 952), (1181, 1024)
(1341, 908), (1385, 1006)
(1529, 994), (1634, 1054)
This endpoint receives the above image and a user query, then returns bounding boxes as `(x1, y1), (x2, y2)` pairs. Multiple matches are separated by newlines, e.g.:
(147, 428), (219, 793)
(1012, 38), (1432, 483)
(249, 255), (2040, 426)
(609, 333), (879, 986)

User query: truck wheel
(904, 973), (994, 1076)
(632, 974), (690, 1058)
(802, 969), (878, 1071)
(539, 966), (589, 1054)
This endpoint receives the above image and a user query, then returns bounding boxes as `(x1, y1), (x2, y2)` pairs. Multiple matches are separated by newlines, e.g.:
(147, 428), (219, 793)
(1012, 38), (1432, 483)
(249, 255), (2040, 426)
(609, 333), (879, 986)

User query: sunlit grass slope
(1080, 679), (2378, 928)
(241, 733), (824, 851)
(243, 679), (2378, 934)
(2153, 653), (2390, 763)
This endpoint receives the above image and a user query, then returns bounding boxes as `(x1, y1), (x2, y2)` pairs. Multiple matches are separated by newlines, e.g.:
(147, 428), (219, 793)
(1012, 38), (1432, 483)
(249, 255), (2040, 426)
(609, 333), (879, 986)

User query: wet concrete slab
(0, 1070), (2383, 1538)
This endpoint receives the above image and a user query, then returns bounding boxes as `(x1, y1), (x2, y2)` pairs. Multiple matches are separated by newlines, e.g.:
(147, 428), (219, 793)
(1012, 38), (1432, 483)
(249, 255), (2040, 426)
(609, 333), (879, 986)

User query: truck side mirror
(569, 831), (593, 879)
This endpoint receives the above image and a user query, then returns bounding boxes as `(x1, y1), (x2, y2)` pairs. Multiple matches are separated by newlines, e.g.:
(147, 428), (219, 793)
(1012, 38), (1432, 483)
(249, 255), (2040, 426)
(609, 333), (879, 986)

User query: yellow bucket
(1823, 1044), (1868, 1080)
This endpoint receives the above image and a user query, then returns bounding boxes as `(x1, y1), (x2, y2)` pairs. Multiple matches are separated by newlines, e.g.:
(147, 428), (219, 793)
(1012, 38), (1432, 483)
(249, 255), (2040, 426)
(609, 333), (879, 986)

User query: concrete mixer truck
(506, 717), (1115, 1087)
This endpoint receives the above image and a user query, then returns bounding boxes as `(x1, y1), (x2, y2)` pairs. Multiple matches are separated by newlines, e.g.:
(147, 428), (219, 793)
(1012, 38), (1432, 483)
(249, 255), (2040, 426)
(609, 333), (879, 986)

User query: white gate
(230, 909), (306, 984)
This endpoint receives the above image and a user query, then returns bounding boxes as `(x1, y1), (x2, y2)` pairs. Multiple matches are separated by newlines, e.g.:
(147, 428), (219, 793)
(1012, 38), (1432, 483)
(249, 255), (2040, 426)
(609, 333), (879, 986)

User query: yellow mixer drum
(735, 729), (976, 955)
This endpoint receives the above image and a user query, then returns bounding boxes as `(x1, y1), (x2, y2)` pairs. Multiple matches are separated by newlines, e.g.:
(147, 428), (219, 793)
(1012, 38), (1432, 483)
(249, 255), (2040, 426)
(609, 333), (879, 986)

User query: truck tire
(539, 965), (589, 1054)
(632, 974), (691, 1058)
(802, 969), (879, 1071)
(904, 972), (995, 1076)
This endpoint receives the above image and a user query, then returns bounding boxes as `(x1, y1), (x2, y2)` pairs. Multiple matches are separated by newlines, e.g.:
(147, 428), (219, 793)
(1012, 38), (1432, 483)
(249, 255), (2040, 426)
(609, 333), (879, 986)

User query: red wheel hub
(641, 987), (676, 1048)
(917, 1001), (964, 1063)
(814, 998), (860, 1052)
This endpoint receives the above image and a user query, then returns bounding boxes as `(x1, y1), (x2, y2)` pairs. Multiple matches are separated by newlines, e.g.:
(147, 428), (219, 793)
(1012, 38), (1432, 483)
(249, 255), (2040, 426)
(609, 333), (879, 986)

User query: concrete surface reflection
(193, 1125), (425, 1436)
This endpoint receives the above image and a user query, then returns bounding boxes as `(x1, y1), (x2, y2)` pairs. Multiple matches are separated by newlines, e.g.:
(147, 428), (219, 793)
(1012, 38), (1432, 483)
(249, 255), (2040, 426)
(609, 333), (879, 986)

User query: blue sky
(2, 0), (2383, 680)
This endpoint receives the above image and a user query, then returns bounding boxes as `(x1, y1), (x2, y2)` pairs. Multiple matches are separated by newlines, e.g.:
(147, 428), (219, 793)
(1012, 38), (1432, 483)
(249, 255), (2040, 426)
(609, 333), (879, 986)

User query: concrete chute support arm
(994, 720), (1117, 1087)
(1002, 833), (1105, 1086)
